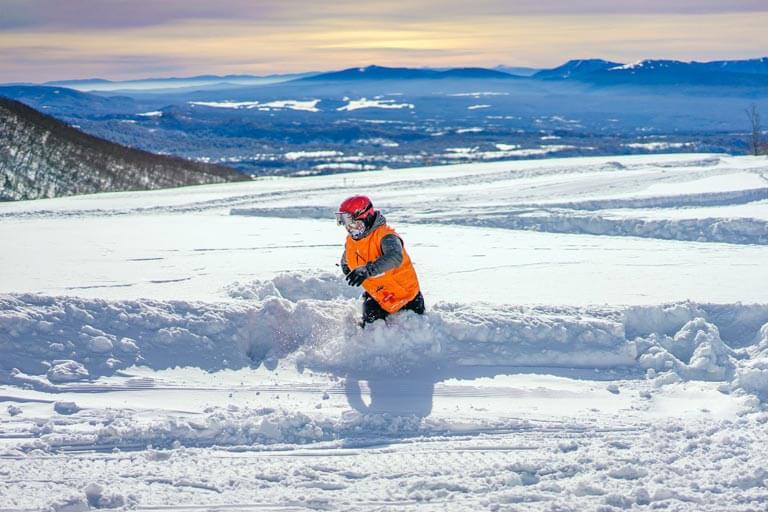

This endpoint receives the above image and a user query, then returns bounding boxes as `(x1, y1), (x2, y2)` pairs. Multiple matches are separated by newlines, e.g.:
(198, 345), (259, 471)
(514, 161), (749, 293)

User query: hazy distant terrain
(1, 60), (767, 177)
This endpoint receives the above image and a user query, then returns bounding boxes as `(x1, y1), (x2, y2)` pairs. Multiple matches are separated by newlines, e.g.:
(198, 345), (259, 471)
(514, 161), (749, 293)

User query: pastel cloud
(3, 0), (767, 29)
(1, 1), (767, 81)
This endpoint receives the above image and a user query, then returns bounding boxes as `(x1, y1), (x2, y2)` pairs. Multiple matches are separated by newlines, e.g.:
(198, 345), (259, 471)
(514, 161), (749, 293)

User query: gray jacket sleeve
(366, 234), (403, 276)
(340, 251), (350, 275)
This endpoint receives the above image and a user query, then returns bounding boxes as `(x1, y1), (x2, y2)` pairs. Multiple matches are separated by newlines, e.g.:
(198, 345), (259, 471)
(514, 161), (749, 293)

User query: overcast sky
(2, 0), (767, 82)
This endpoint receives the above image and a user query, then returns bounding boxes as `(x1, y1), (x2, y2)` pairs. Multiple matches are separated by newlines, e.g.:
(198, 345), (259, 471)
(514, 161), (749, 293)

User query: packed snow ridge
(3, 271), (768, 404)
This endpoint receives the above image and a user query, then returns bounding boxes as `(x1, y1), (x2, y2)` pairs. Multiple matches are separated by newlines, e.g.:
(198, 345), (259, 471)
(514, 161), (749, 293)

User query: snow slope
(2, 154), (768, 510)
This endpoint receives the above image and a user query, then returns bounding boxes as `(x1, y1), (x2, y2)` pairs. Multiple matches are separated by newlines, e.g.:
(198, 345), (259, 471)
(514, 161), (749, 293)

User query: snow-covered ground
(2, 154), (768, 510)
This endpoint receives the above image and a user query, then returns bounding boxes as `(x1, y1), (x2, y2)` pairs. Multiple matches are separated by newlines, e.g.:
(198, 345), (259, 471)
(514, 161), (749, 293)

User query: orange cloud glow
(1, 9), (767, 81)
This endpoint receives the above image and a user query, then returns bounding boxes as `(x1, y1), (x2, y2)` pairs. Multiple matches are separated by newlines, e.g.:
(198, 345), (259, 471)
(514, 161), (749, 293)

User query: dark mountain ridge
(299, 65), (516, 81)
(534, 59), (622, 79)
(0, 98), (248, 201)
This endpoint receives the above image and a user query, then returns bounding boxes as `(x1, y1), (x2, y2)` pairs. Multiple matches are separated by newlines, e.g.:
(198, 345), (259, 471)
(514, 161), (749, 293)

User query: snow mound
(731, 324), (768, 399)
(232, 203), (768, 245)
(2, 273), (768, 402)
(435, 210), (768, 245)
(54, 401), (80, 415)
(637, 318), (736, 381)
(226, 270), (359, 301)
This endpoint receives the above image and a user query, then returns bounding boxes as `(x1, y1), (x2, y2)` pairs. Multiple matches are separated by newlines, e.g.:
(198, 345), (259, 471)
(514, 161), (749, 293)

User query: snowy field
(2, 153), (768, 511)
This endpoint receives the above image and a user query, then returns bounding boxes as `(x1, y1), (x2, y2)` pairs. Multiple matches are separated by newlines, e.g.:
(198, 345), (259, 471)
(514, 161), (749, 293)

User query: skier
(336, 195), (425, 326)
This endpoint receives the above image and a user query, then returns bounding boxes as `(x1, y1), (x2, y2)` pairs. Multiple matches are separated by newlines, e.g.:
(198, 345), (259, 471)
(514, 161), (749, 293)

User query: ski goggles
(335, 212), (358, 227)
(336, 212), (366, 238)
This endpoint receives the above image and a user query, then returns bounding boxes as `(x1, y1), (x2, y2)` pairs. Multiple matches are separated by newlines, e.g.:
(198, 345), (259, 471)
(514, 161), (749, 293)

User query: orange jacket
(345, 224), (420, 313)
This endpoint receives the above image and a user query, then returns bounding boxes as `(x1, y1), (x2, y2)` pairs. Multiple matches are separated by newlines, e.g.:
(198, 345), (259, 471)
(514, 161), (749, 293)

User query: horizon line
(4, 54), (768, 85)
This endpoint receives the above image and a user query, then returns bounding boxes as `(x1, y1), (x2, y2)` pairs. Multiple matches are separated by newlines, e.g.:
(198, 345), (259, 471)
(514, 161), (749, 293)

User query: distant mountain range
(0, 85), (139, 114)
(295, 59), (768, 86)
(0, 98), (248, 201)
(299, 65), (515, 81)
(7, 58), (768, 92)
(42, 73), (316, 92)
(533, 57), (768, 86)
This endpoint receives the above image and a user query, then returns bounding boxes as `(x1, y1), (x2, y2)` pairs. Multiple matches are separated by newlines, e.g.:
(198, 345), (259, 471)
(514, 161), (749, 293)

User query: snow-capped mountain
(536, 57), (768, 86)
(615, 57), (768, 76)
(533, 59), (622, 79)
(0, 98), (248, 201)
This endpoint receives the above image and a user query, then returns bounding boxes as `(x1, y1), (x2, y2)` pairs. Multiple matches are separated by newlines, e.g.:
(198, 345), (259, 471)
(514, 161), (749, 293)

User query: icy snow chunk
(638, 344), (680, 373)
(687, 332), (735, 379)
(664, 319), (735, 379)
(47, 360), (89, 383)
(116, 337), (139, 353)
(85, 483), (127, 509)
(65, 303), (94, 322)
(54, 401), (80, 415)
(145, 449), (174, 461)
(87, 336), (114, 353)
(640, 318), (736, 381)
(731, 467), (768, 490)
(605, 493), (634, 508)
(634, 487), (651, 505)
(608, 464), (647, 480)
(81, 325), (107, 337)
(258, 417), (282, 440)
(574, 480), (606, 496)
(46, 496), (89, 512)
(606, 383), (620, 394)
(653, 371), (682, 388)
(664, 318), (720, 362)
(731, 354), (768, 400)
(7, 405), (22, 416)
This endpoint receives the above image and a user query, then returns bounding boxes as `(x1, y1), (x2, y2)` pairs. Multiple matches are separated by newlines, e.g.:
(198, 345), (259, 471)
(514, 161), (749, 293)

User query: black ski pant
(362, 291), (425, 326)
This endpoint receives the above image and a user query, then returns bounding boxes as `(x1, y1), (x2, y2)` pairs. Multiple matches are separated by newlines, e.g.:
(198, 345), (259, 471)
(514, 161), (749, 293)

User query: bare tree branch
(746, 104), (763, 156)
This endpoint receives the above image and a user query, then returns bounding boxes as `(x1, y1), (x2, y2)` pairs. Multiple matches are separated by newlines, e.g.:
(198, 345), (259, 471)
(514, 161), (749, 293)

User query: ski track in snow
(4, 153), (768, 246)
(2, 154), (768, 510)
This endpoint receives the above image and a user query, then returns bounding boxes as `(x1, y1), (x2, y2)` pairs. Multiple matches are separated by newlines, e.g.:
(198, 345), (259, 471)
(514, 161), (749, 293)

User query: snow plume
(2, 272), (768, 400)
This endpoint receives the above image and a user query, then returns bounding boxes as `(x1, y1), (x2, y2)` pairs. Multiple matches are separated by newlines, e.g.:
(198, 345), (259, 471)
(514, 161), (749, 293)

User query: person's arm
(340, 251), (350, 275)
(365, 234), (403, 276)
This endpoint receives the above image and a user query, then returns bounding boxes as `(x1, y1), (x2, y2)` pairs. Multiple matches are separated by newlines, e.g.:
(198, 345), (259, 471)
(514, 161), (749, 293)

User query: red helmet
(338, 195), (375, 220)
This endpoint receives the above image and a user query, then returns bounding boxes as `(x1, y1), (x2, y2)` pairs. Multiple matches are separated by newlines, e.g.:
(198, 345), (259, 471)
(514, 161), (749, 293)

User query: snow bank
(225, 270), (360, 302)
(2, 272), (767, 401)
(439, 209), (768, 245)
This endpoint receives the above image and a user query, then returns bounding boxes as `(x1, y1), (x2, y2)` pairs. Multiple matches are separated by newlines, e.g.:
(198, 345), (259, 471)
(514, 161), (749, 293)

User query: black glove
(346, 266), (369, 286)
